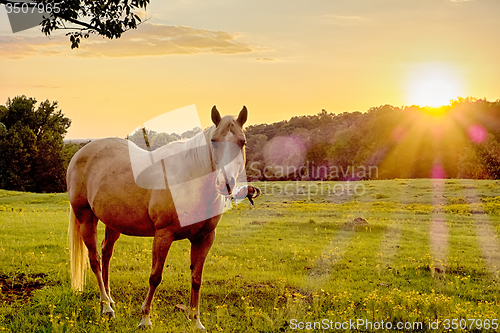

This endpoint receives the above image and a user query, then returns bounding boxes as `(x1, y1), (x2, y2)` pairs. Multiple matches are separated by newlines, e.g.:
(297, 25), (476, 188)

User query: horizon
(60, 98), (497, 140)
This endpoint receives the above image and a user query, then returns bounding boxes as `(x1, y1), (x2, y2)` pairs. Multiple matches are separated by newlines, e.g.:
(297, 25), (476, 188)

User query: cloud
(255, 57), (276, 62)
(0, 35), (66, 59)
(31, 84), (66, 89)
(132, 10), (150, 20)
(0, 23), (258, 58)
(330, 15), (364, 21)
(322, 14), (367, 25)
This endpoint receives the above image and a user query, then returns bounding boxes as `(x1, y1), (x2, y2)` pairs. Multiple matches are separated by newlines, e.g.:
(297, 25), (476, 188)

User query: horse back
(67, 138), (157, 236)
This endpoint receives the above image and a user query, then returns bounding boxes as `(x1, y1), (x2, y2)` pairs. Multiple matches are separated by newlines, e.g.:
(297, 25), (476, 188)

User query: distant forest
(244, 97), (500, 181)
(2, 96), (500, 193)
(127, 127), (202, 150)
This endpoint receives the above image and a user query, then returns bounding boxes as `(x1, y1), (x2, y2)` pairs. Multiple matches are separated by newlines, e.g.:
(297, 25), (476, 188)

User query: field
(1, 179), (500, 332)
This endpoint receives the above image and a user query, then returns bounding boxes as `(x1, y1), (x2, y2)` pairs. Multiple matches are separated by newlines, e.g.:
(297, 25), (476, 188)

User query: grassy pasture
(0, 179), (500, 332)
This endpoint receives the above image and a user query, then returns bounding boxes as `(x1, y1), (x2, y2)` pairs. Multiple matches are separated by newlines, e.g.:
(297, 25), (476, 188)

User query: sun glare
(407, 63), (464, 108)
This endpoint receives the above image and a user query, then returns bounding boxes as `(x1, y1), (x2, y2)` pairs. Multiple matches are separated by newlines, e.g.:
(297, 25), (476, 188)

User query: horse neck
(147, 128), (214, 178)
(179, 128), (215, 174)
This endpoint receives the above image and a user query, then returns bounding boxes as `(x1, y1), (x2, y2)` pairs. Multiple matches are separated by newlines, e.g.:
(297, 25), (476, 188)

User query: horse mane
(132, 116), (238, 188)
(181, 115), (237, 170)
(179, 127), (214, 173)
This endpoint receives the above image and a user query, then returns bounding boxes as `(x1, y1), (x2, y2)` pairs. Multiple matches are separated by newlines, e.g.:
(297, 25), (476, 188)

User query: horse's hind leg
(101, 226), (120, 306)
(79, 212), (115, 317)
(189, 230), (216, 331)
(139, 229), (174, 327)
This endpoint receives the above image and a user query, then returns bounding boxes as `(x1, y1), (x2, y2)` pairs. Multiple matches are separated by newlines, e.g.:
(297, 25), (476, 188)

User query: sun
(406, 63), (464, 107)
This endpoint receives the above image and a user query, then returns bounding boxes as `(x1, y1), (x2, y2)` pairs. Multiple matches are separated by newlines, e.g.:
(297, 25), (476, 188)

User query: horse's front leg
(189, 230), (216, 331)
(139, 229), (174, 327)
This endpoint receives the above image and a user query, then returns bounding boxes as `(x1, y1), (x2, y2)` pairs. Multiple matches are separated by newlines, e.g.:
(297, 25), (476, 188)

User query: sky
(1, 0), (500, 139)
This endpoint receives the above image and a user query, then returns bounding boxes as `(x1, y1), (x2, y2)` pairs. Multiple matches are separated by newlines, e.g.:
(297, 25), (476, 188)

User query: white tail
(68, 205), (88, 291)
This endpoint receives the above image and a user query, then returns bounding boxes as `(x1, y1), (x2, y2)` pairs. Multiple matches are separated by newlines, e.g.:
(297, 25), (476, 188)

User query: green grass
(0, 180), (500, 332)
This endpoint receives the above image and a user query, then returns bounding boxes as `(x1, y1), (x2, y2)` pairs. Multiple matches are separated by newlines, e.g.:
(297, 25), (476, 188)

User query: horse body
(68, 137), (222, 238)
(67, 106), (247, 330)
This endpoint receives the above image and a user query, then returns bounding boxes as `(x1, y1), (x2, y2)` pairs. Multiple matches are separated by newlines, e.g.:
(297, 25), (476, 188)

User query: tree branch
(1, 0), (149, 48)
(57, 16), (103, 34)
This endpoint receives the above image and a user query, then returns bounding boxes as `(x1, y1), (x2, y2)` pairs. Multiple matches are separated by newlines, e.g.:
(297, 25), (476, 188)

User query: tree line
(126, 127), (202, 150)
(1, 95), (500, 193)
(244, 97), (500, 181)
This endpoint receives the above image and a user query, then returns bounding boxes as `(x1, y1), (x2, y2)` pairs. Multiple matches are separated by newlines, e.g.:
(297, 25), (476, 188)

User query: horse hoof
(193, 321), (206, 331)
(102, 302), (116, 318)
(102, 309), (116, 318)
(138, 316), (152, 328)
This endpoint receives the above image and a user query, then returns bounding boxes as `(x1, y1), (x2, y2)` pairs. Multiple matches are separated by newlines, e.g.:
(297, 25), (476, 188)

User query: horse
(232, 185), (262, 208)
(67, 106), (248, 330)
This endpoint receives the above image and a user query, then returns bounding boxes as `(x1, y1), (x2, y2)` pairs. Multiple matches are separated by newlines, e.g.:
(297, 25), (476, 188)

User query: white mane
(129, 126), (216, 189)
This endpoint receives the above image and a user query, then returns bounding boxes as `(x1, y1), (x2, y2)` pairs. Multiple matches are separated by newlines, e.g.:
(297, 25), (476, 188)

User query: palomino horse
(67, 106), (247, 330)
(232, 185), (262, 208)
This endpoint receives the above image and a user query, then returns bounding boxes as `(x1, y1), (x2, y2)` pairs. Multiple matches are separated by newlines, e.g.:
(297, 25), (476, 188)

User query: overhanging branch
(1, 0), (149, 48)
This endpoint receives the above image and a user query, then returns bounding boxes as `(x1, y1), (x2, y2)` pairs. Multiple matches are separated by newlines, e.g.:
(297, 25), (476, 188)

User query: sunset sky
(1, 0), (500, 139)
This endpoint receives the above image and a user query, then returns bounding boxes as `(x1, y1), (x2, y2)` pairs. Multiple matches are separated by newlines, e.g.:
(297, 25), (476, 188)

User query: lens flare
(407, 63), (464, 107)
(467, 124), (487, 143)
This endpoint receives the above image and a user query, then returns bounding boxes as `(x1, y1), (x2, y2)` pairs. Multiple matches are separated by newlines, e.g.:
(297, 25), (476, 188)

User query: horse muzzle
(215, 171), (235, 196)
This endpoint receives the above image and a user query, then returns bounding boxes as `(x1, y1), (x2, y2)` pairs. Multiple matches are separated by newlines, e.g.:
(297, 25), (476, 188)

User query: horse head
(209, 105), (247, 196)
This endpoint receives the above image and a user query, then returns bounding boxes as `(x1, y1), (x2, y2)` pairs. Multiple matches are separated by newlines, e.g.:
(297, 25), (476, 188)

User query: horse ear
(211, 106), (221, 126)
(236, 106), (248, 126)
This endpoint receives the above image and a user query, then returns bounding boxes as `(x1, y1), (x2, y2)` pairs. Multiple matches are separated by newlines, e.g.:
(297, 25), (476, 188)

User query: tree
(0, 122), (6, 135)
(468, 134), (500, 179)
(180, 127), (202, 139)
(1, 0), (149, 49)
(127, 127), (156, 150)
(127, 127), (191, 151)
(245, 133), (267, 180)
(150, 132), (180, 150)
(0, 96), (71, 192)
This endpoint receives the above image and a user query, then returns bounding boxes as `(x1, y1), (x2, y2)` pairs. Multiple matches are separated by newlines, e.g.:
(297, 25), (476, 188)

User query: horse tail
(68, 205), (87, 291)
(253, 186), (261, 199)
